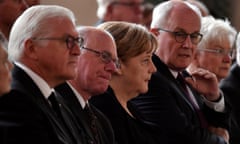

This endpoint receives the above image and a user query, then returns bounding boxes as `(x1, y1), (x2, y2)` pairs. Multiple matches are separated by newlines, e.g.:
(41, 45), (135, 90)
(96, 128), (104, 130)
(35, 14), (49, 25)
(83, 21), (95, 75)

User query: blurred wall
(41, 0), (98, 26)
(41, 0), (240, 31)
(232, 0), (240, 31)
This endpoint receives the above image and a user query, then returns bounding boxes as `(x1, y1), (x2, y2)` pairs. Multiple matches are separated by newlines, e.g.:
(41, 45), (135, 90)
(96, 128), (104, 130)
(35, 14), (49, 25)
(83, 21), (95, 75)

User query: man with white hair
(95, 0), (144, 25)
(0, 5), (84, 144)
(128, 1), (231, 144)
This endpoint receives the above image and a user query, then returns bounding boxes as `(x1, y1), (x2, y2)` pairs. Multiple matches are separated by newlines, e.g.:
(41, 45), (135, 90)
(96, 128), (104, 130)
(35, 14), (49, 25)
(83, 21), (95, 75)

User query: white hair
(8, 5), (76, 61)
(151, 1), (201, 29)
(198, 16), (237, 53)
(96, 0), (115, 19)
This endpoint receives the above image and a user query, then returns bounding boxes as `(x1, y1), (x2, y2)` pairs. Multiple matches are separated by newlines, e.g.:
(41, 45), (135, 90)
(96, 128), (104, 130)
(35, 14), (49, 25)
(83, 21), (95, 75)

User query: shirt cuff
(202, 90), (225, 112)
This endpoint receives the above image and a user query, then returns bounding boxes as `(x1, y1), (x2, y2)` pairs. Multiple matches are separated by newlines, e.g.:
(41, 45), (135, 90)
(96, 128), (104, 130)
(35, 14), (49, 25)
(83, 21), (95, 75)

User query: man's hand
(208, 126), (229, 144)
(185, 68), (220, 101)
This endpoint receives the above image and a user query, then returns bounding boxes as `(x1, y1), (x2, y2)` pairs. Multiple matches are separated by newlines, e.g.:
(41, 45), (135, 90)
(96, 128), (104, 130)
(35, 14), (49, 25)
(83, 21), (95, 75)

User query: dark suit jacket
(220, 63), (240, 144)
(55, 83), (116, 144)
(90, 87), (165, 144)
(128, 54), (231, 144)
(0, 65), (82, 144)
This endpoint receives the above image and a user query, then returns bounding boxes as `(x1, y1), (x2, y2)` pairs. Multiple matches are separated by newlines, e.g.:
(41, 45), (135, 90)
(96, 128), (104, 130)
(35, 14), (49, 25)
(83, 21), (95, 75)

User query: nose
(104, 61), (118, 73)
(105, 61), (117, 73)
(71, 44), (81, 56)
(149, 60), (157, 73)
(182, 35), (193, 48)
(223, 54), (231, 63)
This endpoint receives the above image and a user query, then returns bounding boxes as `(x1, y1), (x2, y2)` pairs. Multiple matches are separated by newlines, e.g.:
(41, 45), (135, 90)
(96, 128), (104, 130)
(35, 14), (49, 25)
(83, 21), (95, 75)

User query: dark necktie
(84, 104), (100, 144)
(177, 72), (208, 128)
(48, 92), (84, 144)
(48, 92), (62, 117)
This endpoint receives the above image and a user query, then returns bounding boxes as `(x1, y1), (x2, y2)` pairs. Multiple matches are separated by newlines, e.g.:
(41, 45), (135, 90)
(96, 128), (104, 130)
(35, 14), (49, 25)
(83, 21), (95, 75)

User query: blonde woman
(90, 21), (159, 144)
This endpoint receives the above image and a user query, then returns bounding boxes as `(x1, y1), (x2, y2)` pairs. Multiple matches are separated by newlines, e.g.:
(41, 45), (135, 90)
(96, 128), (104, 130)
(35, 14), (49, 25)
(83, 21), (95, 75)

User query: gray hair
(151, 1), (201, 29)
(96, 0), (115, 19)
(198, 16), (236, 54)
(8, 5), (76, 61)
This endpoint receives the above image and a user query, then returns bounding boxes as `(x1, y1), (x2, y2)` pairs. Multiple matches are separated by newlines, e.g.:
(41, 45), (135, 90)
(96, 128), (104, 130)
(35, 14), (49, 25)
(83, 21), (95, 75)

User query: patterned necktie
(84, 104), (100, 144)
(176, 72), (208, 128)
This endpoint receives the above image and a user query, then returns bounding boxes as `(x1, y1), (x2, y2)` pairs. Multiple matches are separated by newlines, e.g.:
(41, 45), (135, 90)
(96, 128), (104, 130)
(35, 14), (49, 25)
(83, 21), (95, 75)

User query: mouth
(69, 60), (78, 65)
(100, 74), (111, 81)
(145, 78), (151, 82)
(220, 67), (230, 71)
(179, 53), (191, 58)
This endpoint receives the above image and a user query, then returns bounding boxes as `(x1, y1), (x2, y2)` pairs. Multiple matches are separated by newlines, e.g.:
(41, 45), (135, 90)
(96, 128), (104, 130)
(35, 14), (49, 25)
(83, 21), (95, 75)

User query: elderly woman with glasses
(187, 16), (237, 82)
(90, 21), (159, 144)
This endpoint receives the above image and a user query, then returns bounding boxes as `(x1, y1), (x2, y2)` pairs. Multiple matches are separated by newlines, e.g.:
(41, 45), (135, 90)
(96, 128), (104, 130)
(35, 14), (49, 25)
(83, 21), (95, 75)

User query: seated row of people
(0, 1), (239, 144)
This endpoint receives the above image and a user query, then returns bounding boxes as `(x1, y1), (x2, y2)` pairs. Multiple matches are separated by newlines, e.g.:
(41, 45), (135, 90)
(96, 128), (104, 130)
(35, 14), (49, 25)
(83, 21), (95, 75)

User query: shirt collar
(15, 62), (53, 99)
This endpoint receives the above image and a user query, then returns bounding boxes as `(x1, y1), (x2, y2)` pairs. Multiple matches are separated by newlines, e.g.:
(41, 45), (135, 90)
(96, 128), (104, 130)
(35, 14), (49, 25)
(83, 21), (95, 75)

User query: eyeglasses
(158, 28), (203, 44)
(32, 35), (84, 50)
(81, 46), (120, 69)
(197, 48), (233, 57)
(111, 1), (144, 8)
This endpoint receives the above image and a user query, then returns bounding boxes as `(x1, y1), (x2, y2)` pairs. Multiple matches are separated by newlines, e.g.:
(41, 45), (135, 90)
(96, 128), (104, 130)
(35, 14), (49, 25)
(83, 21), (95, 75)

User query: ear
(150, 28), (160, 36)
(115, 62), (124, 75)
(24, 39), (38, 60)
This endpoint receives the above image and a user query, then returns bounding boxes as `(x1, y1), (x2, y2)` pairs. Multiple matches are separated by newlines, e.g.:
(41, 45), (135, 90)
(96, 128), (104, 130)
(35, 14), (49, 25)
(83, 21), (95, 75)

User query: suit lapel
(11, 65), (75, 144)
(153, 55), (195, 111)
(56, 83), (96, 142)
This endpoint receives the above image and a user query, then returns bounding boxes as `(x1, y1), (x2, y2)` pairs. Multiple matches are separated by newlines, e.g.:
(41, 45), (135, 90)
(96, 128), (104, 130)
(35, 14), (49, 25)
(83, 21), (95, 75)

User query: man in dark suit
(0, 5), (84, 144)
(128, 1), (231, 144)
(56, 26), (118, 144)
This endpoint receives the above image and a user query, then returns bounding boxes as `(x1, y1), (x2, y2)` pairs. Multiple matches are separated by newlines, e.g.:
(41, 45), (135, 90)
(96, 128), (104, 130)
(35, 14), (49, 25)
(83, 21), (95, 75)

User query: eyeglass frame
(157, 28), (203, 44)
(81, 46), (120, 69)
(197, 48), (233, 57)
(31, 35), (84, 50)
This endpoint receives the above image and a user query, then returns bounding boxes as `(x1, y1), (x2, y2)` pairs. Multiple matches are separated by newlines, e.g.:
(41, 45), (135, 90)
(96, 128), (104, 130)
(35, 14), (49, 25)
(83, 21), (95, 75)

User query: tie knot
(48, 92), (59, 108)
(177, 72), (185, 83)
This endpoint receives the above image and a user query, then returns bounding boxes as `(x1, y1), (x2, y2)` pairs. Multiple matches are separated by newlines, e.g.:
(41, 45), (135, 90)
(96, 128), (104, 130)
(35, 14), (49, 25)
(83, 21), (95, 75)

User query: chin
(140, 87), (148, 94)
(0, 87), (10, 96)
(94, 86), (108, 95)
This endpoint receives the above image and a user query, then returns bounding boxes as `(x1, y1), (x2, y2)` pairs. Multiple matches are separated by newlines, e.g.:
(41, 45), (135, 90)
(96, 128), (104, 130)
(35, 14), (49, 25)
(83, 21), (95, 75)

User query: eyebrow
(173, 28), (200, 33)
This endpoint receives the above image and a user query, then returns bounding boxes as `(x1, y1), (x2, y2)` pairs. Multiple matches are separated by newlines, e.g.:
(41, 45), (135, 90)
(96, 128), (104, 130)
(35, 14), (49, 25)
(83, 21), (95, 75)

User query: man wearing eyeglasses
(56, 26), (118, 144)
(95, 0), (144, 25)
(128, 1), (231, 144)
(0, 5), (85, 144)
